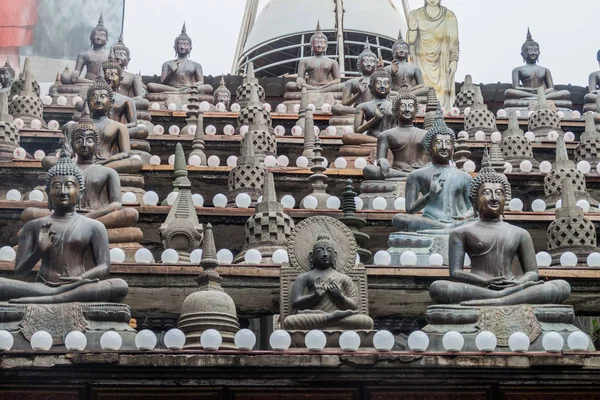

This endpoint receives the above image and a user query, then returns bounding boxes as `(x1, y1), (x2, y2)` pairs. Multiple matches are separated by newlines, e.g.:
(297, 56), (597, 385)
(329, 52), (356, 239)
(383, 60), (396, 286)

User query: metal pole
(335, 0), (345, 75)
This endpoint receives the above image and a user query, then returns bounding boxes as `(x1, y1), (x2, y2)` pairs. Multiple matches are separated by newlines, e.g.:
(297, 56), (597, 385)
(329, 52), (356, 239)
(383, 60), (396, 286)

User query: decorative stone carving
(528, 87), (563, 141)
(234, 172), (294, 264)
(574, 111), (600, 171)
(0, 58), (15, 96)
(301, 103), (315, 165)
(235, 62), (265, 109)
(423, 87), (438, 131)
(178, 223), (239, 349)
(547, 179), (599, 266)
(0, 91), (19, 162)
(501, 110), (539, 172)
(239, 81), (276, 160)
(183, 85), (207, 165)
(454, 75), (476, 113)
(237, 63), (273, 134)
(464, 86), (496, 139)
(489, 141), (506, 174)
(213, 76), (231, 110)
(301, 137), (331, 209)
(8, 58), (46, 129)
(453, 131), (470, 169)
(227, 129), (267, 206)
(339, 179), (371, 262)
(159, 143), (203, 262)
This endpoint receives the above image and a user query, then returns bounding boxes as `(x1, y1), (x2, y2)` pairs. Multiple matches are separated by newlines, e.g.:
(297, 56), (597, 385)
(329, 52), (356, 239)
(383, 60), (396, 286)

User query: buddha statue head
(357, 40), (377, 75)
(392, 88), (418, 125)
(310, 234), (337, 270)
(597, 49), (600, 64)
(423, 108), (456, 165)
(309, 21), (328, 56)
(89, 14), (108, 49)
(71, 114), (99, 162)
(102, 52), (123, 91)
(392, 30), (410, 62)
(87, 76), (114, 117)
(0, 58), (15, 89)
(174, 22), (193, 58)
(111, 33), (131, 69)
(520, 28), (540, 64)
(213, 76), (231, 108)
(368, 61), (391, 100)
(45, 153), (85, 211)
(469, 155), (511, 218)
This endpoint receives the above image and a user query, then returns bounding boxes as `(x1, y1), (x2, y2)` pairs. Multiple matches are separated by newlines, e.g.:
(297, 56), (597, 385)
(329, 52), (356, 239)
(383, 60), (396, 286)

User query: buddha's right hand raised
(38, 222), (56, 253)
(408, 12), (419, 30)
(429, 173), (444, 195)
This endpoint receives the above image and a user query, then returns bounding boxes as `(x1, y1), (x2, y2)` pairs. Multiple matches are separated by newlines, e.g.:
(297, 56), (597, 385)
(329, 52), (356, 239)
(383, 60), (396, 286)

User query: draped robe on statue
(409, 6), (459, 111)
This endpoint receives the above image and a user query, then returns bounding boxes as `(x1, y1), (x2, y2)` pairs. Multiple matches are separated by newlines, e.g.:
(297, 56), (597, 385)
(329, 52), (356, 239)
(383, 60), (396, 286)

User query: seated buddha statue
(584, 49), (600, 112)
(385, 30), (428, 105)
(282, 234), (373, 331)
(392, 108), (473, 233)
(363, 88), (428, 181)
(213, 76), (231, 110)
(146, 23), (213, 97)
(429, 162), (571, 306)
(0, 59), (15, 95)
(0, 154), (128, 304)
(352, 62), (395, 139)
(504, 29), (572, 110)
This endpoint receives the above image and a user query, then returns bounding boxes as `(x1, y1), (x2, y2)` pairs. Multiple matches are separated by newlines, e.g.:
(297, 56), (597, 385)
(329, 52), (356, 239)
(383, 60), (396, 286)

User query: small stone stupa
(159, 143), (203, 262)
(301, 106), (316, 165)
(235, 62), (265, 108)
(234, 172), (294, 264)
(239, 83), (276, 161)
(453, 131), (471, 169)
(301, 137), (331, 209)
(464, 86), (496, 139)
(178, 223), (240, 349)
(454, 74), (476, 113)
(9, 58), (47, 129)
(547, 179), (599, 266)
(0, 92), (19, 162)
(423, 87), (439, 131)
(574, 111), (600, 171)
(183, 85), (207, 165)
(528, 87), (563, 141)
(339, 179), (371, 262)
(226, 129), (267, 206)
(501, 110), (539, 172)
(489, 141), (507, 174)
(237, 63), (272, 132)
(544, 132), (598, 209)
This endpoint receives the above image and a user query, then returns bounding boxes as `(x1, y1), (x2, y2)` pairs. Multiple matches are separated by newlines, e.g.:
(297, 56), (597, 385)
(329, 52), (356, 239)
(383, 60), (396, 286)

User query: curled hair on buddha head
(213, 76), (231, 100)
(86, 75), (114, 106)
(357, 39), (377, 70)
(368, 58), (391, 94)
(311, 234), (337, 267)
(89, 14), (108, 47)
(391, 85), (418, 118)
(309, 20), (328, 53)
(422, 106), (456, 153)
(45, 152), (85, 209)
(520, 28), (540, 62)
(102, 49), (123, 82)
(112, 32), (131, 59)
(392, 30), (409, 57)
(469, 148), (512, 216)
(0, 58), (15, 80)
(71, 112), (99, 150)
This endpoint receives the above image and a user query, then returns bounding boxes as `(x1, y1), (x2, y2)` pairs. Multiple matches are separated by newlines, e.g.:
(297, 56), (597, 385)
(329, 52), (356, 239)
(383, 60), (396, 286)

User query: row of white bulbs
(1, 327), (589, 354)
(471, 129), (576, 143)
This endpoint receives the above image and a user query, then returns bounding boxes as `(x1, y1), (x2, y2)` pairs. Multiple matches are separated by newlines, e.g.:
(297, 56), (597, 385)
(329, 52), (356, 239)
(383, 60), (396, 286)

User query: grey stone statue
(584, 49), (600, 112)
(429, 163), (571, 306)
(0, 59), (15, 95)
(67, 14), (109, 84)
(385, 30), (428, 104)
(353, 61), (395, 138)
(0, 154), (128, 303)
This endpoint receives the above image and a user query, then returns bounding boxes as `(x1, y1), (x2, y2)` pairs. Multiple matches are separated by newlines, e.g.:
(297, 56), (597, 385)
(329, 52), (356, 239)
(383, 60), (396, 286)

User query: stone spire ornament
(178, 223), (240, 349)
(159, 143), (203, 261)
(239, 82), (276, 161)
(574, 111), (600, 171)
(234, 172), (295, 264)
(547, 179), (599, 266)
(453, 131), (471, 169)
(544, 132), (598, 209)
(182, 85), (206, 164)
(213, 76), (231, 110)
(235, 61), (265, 108)
(528, 87), (562, 141)
(454, 74), (476, 112)
(423, 87), (439, 131)
(339, 179), (371, 262)
(237, 64), (273, 134)
(464, 86), (497, 139)
(501, 110), (539, 172)
(9, 57), (46, 129)
(301, 137), (331, 209)
(295, 84), (310, 128)
(489, 141), (506, 174)
(301, 106), (316, 165)
(226, 128), (267, 206)
(0, 92), (19, 161)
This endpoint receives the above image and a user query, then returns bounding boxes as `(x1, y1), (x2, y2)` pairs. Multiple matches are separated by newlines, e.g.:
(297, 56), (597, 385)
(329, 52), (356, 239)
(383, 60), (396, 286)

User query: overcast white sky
(123, 0), (600, 87)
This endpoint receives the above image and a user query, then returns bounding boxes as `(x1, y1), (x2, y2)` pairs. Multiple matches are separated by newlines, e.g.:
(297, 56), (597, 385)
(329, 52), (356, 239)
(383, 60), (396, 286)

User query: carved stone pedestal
(288, 329), (376, 349)
(283, 91), (341, 111)
(0, 302), (136, 350)
(359, 180), (405, 211)
(145, 92), (213, 110)
(328, 115), (354, 136)
(421, 304), (592, 351)
(388, 231), (449, 266)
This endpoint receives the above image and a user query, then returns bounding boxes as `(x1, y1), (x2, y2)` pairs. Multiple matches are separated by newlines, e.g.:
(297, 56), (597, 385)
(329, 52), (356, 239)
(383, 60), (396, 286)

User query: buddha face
(373, 76), (391, 98)
(393, 43), (409, 61)
(430, 133), (454, 164)
(360, 56), (377, 75)
(397, 98), (416, 124)
(91, 28), (107, 48)
(311, 244), (336, 270)
(215, 91), (230, 105)
(312, 37), (328, 55)
(0, 69), (12, 88)
(175, 39), (192, 57)
(49, 175), (80, 212)
(522, 44), (540, 64)
(103, 68), (121, 90)
(73, 131), (96, 161)
(113, 49), (130, 69)
(89, 89), (112, 114)
(476, 182), (505, 220)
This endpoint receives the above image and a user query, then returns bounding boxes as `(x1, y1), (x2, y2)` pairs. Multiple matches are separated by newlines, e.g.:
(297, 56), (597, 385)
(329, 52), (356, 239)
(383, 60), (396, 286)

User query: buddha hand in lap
(282, 235), (373, 330)
(0, 154), (128, 304)
(363, 89), (427, 180)
(504, 29), (572, 109)
(429, 165), (570, 306)
(146, 23), (213, 96)
(385, 31), (429, 104)
(583, 50), (600, 112)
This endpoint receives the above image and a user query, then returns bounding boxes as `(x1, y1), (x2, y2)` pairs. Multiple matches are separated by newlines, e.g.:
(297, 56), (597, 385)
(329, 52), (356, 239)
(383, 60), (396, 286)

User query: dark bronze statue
(283, 234), (373, 330)
(363, 88), (427, 180)
(429, 163), (571, 306)
(353, 61), (395, 138)
(392, 108), (472, 232)
(584, 49), (600, 112)
(385, 31), (428, 102)
(0, 59), (15, 95)
(0, 154), (128, 304)
(111, 33), (151, 111)
(66, 14), (109, 84)
(504, 29), (572, 109)
(147, 23), (213, 95)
